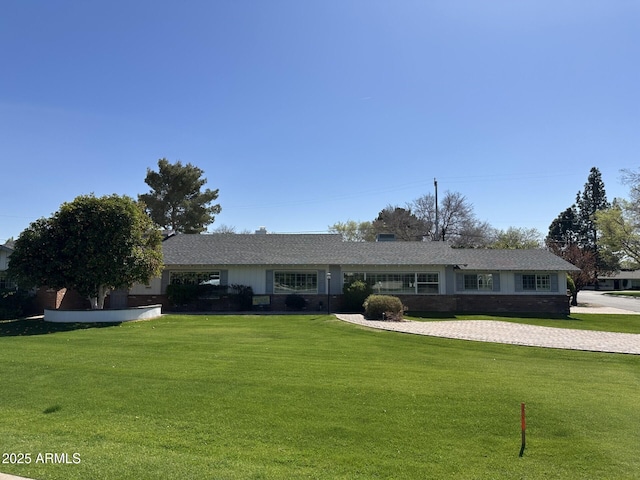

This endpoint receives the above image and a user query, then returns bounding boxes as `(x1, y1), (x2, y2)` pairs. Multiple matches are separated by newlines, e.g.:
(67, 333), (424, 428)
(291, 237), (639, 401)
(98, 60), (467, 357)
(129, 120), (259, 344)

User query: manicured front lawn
(408, 313), (640, 333)
(1, 315), (639, 479)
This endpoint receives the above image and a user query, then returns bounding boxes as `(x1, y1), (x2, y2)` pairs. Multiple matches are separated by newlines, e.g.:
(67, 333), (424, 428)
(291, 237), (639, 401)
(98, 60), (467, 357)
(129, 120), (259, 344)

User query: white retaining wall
(44, 305), (162, 323)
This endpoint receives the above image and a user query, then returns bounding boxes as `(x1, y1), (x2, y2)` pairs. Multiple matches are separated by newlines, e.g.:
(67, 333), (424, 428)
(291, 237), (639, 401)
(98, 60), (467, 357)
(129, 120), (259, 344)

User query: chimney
(255, 226), (268, 235)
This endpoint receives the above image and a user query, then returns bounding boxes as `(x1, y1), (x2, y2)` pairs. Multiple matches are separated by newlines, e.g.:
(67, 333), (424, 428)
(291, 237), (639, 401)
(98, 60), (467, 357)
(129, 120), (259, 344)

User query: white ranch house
(126, 233), (579, 314)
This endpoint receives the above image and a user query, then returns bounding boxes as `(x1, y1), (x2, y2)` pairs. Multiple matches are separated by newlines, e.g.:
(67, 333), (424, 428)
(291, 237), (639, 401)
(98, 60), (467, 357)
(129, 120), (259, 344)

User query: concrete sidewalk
(335, 314), (640, 354)
(0, 473), (34, 480)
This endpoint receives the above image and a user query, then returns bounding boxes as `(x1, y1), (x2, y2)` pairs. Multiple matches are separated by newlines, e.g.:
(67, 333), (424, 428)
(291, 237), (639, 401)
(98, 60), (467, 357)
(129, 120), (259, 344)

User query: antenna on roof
(434, 178), (439, 241)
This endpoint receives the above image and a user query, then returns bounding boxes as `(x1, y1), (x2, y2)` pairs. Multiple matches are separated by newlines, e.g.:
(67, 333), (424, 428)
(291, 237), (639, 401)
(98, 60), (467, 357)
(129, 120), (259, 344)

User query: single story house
(596, 271), (640, 290)
(126, 233), (579, 314)
(0, 242), (15, 290)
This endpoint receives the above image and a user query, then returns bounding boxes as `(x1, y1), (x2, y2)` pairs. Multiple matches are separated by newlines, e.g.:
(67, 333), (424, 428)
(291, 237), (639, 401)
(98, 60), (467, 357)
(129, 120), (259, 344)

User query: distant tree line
(329, 191), (543, 249)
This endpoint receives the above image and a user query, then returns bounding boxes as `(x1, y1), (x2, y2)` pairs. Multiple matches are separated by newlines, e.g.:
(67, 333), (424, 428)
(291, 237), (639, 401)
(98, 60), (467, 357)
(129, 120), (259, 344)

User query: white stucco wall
(129, 277), (163, 295)
(45, 304), (162, 323)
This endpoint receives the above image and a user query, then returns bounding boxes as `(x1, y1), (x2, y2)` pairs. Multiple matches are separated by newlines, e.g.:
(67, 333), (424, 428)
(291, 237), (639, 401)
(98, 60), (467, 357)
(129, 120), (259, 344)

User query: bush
(230, 284), (254, 310)
(363, 294), (404, 321)
(166, 284), (229, 307)
(342, 280), (373, 312)
(285, 294), (307, 311)
(0, 289), (33, 320)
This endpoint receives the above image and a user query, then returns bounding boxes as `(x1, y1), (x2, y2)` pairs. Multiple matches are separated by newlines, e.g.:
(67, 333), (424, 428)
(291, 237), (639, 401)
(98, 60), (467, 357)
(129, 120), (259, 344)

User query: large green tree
(371, 206), (426, 241)
(595, 202), (640, 268)
(547, 167), (619, 295)
(139, 158), (221, 234)
(595, 168), (640, 267)
(8, 195), (163, 309)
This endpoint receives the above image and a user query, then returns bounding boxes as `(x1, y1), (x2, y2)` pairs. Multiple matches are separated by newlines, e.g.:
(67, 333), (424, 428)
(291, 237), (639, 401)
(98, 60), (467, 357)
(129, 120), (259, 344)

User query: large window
(522, 274), (550, 291)
(464, 274), (493, 291)
(274, 271), (318, 294)
(343, 272), (439, 295)
(0, 273), (15, 290)
(170, 271), (220, 286)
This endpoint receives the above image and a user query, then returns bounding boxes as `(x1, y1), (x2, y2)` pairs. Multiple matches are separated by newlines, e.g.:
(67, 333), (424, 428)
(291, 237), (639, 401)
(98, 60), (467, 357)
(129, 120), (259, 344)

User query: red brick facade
(129, 293), (570, 315)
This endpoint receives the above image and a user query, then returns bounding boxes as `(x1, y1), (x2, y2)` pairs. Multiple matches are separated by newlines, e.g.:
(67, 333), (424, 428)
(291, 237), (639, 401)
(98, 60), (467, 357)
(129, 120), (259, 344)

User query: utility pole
(434, 178), (439, 241)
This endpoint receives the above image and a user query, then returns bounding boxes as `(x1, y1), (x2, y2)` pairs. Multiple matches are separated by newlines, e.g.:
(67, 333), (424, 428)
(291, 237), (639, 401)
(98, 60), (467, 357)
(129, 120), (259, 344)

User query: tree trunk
(89, 285), (110, 309)
(97, 285), (110, 309)
(571, 290), (579, 306)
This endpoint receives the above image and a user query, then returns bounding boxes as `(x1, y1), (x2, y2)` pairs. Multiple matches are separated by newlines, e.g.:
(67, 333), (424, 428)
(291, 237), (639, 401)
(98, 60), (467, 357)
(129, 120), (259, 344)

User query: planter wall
(44, 305), (162, 323)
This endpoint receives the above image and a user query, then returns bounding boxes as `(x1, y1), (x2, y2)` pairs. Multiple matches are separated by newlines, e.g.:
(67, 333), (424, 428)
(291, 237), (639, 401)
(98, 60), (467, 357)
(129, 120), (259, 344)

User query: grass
(406, 312), (640, 333)
(604, 290), (640, 298)
(0, 314), (639, 479)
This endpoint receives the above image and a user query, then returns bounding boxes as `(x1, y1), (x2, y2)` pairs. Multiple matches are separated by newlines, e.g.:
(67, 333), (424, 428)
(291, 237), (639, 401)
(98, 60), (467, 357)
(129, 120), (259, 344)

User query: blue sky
(1, 1), (639, 243)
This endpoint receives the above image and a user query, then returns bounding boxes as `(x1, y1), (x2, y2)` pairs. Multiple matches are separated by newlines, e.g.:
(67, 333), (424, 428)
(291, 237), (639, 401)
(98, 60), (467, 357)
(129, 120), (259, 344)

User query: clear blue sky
(1, 1), (639, 243)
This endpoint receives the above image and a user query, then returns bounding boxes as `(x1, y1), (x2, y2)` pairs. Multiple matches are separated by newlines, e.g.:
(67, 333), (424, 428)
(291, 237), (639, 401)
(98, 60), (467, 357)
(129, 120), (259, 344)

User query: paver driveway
(335, 314), (640, 355)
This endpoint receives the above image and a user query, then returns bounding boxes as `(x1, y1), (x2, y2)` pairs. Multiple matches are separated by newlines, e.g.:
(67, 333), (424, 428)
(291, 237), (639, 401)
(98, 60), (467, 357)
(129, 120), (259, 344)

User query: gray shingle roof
(162, 234), (579, 271)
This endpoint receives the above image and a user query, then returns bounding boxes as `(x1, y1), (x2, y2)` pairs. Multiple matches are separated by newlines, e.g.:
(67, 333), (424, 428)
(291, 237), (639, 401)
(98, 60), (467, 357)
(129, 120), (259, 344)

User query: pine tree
(139, 159), (221, 234)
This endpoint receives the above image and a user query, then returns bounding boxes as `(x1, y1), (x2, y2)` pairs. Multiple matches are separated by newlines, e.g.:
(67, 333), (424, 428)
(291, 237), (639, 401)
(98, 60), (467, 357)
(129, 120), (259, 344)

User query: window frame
(343, 272), (440, 295)
(0, 272), (16, 290)
(274, 271), (318, 295)
(463, 273), (494, 291)
(170, 271), (221, 286)
(522, 273), (551, 292)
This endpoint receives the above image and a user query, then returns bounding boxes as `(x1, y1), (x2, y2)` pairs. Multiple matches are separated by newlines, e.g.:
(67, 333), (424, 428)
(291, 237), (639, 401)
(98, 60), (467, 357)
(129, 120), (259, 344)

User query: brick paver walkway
(335, 314), (640, 355)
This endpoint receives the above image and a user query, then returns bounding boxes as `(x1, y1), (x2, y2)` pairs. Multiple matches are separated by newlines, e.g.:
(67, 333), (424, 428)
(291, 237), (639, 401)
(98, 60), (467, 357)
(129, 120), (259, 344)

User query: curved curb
(44, 305), (162, 323)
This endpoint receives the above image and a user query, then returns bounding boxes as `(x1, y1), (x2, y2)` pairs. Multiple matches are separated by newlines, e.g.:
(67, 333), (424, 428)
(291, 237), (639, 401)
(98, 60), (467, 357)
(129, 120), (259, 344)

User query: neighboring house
(126, 233), (579, 314)
(597, 271), (640, 290)
(0, 242), (15, 290)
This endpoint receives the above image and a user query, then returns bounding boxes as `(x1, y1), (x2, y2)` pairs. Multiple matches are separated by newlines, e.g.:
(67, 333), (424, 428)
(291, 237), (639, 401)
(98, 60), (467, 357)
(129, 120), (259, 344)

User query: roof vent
(376, 233), (396, 242)
(255, 226), (268, 235)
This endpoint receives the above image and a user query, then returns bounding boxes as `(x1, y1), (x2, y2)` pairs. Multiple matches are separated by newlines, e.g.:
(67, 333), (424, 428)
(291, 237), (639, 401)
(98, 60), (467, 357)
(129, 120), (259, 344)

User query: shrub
(285, 294), (307, 311)
(363, 294), (404, 321)
(342, 280), (373, 312)
(166, 284), (198, 306)
(0, 289), (33, 320)
(166, 284), (229, 307)
(230, 284), (254, 311)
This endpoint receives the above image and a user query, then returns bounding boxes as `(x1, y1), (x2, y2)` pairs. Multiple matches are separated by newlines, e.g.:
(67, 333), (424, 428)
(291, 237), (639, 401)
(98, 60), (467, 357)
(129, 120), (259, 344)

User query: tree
(328, 220), (376, 242)
(546, 167), (619, 300)
(574, 167), (618, 275)
(490, 227), (543, 249)
(547, 207), (581, 249)
(8, 195), (163, 309)
(139, 158), (221, 234)
(596, 200), (640, 267)
(595, 168), (640, 268)
(371, 206), (426, 241)
(411, 191), (493, 247)
(211, 224), (237, 234)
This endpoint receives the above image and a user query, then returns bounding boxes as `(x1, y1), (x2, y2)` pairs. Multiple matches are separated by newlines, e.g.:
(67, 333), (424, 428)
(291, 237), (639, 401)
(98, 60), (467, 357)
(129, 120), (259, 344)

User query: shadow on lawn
(0, 317), (120, 337)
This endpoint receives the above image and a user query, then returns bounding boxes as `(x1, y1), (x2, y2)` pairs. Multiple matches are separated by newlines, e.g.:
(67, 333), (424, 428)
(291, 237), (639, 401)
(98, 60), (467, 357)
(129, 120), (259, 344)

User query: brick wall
(33, 287), (89, 312)
(396, 294), (570, 315)
(125, 293), (570, 315)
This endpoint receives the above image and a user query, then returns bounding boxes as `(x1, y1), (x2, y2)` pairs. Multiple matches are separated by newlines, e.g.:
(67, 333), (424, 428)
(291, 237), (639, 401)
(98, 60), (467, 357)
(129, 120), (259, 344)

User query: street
(577, 289), (640, 313)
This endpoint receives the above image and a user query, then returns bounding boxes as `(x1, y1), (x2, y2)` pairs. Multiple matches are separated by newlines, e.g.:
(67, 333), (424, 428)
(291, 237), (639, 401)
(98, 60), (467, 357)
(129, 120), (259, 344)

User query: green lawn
(604, 290), (640, 298)
(407, 313), (640, 333)
(1, 315), (639, 479)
